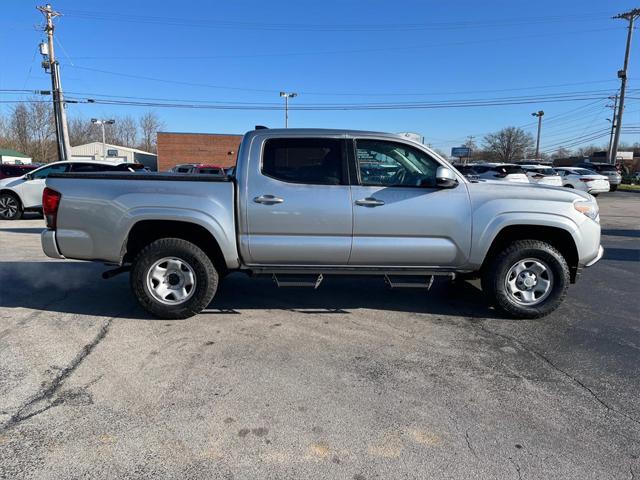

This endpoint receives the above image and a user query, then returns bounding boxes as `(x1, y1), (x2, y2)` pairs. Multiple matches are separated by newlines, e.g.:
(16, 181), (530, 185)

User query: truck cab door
(242, 137), (353, 265)
(349, 138), (471, 267)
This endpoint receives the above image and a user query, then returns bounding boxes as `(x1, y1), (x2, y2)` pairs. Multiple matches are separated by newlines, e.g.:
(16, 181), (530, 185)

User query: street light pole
(91, 118), (115, 160)
(279, 91), (297, 128)
(531, 110), (544, 160)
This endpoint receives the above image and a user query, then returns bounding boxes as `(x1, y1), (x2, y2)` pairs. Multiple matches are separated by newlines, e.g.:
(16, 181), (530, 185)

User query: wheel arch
(123, 219), (229, 275)
(481, 224), (579, 282)
(0, 188), (23, 205)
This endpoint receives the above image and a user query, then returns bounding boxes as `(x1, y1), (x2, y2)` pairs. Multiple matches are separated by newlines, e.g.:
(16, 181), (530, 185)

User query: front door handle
(355, 197), (385, 207)
(254, 194), (284, 205)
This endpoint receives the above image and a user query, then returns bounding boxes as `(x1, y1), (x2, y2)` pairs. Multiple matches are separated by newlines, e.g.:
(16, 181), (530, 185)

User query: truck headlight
(574, 200), (599, 222)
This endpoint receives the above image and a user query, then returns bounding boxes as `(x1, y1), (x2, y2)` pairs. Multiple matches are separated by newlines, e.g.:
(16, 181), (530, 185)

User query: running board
(272, 274), (324, 289)
(384, 275), (435, 289)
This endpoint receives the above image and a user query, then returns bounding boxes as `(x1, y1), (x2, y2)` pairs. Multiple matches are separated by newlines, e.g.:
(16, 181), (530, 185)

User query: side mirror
(24, 173), (33, 180)
(435, 166), (458, 188)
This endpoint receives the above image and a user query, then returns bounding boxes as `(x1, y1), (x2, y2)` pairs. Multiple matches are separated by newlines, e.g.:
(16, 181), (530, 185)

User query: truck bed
(44, 172), (239, 267)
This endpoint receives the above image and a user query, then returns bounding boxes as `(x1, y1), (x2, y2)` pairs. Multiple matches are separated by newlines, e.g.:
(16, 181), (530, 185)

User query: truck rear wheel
(130, 238), (218, 319)
(482, 240), (569, 319)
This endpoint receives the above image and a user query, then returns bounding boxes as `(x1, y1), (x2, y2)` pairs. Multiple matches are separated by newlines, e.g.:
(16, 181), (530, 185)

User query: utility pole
(37, 4), (71, 161)
(531, 110), (544, 160)
(279, 91), (297, 128)
(464, 135), (475, 164)
(611, 8), (640, 167)
(607, 94), (618, 163)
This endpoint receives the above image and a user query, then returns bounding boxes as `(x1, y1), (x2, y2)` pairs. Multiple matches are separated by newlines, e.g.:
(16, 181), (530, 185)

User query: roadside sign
(451, 147), (471, 158)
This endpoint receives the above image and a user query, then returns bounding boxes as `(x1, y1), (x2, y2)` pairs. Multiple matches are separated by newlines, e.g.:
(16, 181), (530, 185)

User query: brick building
(157, 132), (242, 171)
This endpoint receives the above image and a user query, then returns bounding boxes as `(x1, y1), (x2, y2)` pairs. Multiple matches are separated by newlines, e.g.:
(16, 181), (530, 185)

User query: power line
(62, 10), (613, 32)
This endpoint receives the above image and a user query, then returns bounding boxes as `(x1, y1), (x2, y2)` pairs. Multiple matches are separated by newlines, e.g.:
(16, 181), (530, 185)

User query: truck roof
(244, 128), (409, 140)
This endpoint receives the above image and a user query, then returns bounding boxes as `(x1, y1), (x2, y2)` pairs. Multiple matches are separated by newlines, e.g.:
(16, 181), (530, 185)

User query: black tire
(592, 193), (599, 197)
(0, 192), (23, 220)
(130, 238), (218, 319)
(564, 184), (574, 188)
(481, 240), (570, 319)
(609, 184), (618, 192)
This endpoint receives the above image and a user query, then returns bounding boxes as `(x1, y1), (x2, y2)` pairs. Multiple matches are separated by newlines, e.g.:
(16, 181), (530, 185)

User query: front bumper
(585, 245), (604, 267)
(41, 229), (65, 259)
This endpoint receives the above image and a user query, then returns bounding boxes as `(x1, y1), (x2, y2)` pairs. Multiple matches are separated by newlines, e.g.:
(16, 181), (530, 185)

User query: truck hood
(468, 179), (592, 202)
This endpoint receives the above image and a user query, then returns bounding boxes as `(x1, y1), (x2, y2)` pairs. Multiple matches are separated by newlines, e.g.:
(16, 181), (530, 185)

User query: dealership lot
(0, 193), (638, 479)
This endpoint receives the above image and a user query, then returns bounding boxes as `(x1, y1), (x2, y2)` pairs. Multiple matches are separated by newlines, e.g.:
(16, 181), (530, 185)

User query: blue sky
(1, 0), (638, 154)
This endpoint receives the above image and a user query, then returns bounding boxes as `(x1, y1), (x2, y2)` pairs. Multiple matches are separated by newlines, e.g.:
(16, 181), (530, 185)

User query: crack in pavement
(0, 316), (113, 432)
(477, 321), (640, 430)
(509, 458), (523, 480)
(465, 430), (478, 459)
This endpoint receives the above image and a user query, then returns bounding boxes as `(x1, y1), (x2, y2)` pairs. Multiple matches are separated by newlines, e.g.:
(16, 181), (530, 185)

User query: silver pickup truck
(41, 128), (603, 319)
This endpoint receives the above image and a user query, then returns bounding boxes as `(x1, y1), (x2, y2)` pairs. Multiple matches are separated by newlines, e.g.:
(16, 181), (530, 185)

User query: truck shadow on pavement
(0, 261), (500, 319)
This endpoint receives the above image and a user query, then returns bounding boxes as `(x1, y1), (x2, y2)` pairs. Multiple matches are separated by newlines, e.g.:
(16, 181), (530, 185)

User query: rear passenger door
(243, 137), (353, 265)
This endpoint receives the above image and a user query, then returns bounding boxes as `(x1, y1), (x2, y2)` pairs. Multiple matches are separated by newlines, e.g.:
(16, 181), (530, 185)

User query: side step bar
(384, 275), (437, 289)
(272, 274), (324, 289)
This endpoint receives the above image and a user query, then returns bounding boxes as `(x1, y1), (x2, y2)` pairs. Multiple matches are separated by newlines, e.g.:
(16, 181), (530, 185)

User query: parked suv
(0, 160), (144, 220)
(574, 162), (621, 191)
(554, 167), (610, 196)
(520, 165), (563, 186)
(0, 163), (38, 180)
(472, 163), (530, 183)
(169, 164), (226, 175)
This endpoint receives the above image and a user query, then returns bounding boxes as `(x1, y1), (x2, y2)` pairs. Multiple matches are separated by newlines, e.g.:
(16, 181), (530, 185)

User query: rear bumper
(41, 229), (65, 259)
(585, 245), (604, 267)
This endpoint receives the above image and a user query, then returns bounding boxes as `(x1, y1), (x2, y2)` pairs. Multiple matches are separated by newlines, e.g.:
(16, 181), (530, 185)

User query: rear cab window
(262, 138), (345, 185)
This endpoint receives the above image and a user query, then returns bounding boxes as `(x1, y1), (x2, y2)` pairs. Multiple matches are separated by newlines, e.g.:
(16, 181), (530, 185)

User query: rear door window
(262, 138), (345, 185)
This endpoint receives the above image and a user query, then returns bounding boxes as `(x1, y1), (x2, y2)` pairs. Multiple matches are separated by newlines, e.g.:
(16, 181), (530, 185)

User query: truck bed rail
(48, 172), (232, 182)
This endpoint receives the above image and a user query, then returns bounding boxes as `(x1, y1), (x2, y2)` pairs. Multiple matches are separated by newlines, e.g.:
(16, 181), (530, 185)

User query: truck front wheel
(482, 240), (570, 319)
(130, 238), (218, 319)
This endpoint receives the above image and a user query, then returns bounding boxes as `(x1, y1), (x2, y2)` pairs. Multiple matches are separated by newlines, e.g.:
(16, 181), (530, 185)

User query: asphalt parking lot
(0, 192), (638, 480)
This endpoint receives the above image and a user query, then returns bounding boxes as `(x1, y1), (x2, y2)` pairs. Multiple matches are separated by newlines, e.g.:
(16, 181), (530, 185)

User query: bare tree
(113, 115), (138, 147)
(482, 127), (534, 162)
(138, 111), (164, 153)
(9, 104), (30, 154)
(575, 145), (600, 158)
(27, 101), (56, 162)
(551, 147), (572, 159)
(68, 117), (96, 146)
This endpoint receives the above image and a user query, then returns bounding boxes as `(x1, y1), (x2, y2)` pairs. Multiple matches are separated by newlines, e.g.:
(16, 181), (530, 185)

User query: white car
(554, 167), (610, 196)
(520, 164), (563, 186)
(0, 160), (144, 220)
(471, 163), (530, 183)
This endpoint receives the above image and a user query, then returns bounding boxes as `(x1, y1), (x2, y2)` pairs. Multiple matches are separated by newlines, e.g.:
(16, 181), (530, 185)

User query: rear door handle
(355, 197), (385, 207)
(254, 194), (284, 205)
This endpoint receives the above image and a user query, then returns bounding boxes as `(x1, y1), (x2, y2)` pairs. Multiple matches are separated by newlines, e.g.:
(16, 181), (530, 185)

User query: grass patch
(619, 184), (640, 191)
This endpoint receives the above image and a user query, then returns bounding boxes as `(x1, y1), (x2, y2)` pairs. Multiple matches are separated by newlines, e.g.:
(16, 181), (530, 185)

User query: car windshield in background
(572, 168), (598, 175)
(595, 164), (617, 172)
(532, 167), (557, 175)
